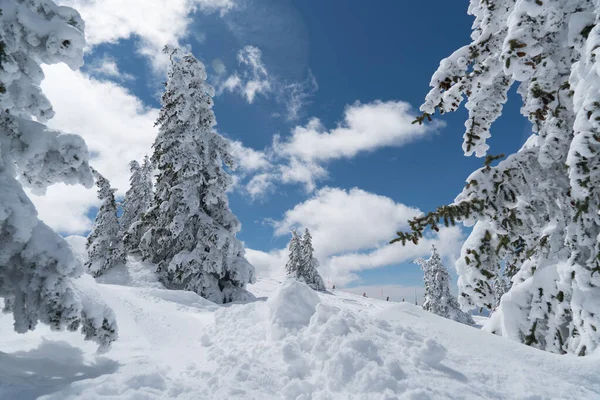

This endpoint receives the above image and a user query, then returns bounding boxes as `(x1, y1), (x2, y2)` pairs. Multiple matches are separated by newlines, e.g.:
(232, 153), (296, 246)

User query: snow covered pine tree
(285, 230), (302, 279)
(299, 229), (326, 291)
(140, 46), (255, 304)
(122, 156), (153, 253)
(0, 0), (117, 349)
(285, 229), (326, 291)
(393, 0), (600, 355)
(86, 169), (124, 277)
(414, 246), (474, 325)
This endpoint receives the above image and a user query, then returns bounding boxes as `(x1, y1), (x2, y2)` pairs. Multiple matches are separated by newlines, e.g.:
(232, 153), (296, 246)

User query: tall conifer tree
(140, 47), (254, 303)
(414, 246), (474, 325)
(0, 0), (117, 349)
(393, 0), (600, 354)
(122, 156), (153, 253)
(86, 169), (124, 277)
(299, 229), (326, 291)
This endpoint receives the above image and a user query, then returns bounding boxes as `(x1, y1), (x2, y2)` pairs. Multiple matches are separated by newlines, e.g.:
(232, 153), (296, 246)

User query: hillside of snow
(1, 249), (599, 399)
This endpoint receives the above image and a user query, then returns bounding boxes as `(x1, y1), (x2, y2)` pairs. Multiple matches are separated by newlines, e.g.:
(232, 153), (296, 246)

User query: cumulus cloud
(58, 0), (235, 70)
(230, 140), (270, 172)
(273, 187), (420, 257)
(237, 100), (443, 197)
(29, 64), (159, 234)
(250, 187), (465, 286)
(279, 101), (439, 163)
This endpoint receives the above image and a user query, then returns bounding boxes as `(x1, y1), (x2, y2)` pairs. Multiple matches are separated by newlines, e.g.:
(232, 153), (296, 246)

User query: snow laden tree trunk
(0, 0), (117, 350)
(86, 169), (124, 277)
(140, 47), (255, 304)
(414, 246), (474, 325)
(393, 0), (600, 355)
(299, 229), (326, 291)
(122, 156), (153, 253)
(285, 230), (302, 279)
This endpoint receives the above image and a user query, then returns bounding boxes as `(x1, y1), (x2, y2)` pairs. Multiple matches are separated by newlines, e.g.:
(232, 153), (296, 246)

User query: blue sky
(35, 0), (532, 300)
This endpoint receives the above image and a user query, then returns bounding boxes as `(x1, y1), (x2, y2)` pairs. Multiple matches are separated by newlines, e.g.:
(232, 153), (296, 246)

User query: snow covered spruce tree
(86, 169), (124, 277)
(122, 156), (153, 253)
(140, 47), (255, 303)
(0, 0), (117, 349)
(414, 246), (474, 325)
(299, 229), (326, 290)
(492, 273), (509, 311)
(393, 1), (600, 355)
(285, 230), (302, 278)
(285, 229), (326, 291)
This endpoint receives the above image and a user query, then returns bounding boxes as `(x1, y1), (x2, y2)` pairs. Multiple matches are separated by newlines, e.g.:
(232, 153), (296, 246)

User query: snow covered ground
(1, 249), (599, 399)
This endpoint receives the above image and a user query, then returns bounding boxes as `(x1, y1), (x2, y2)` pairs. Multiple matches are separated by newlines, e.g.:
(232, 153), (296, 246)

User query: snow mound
(267, 279), (320, 336)
(198, 280), (458, 399)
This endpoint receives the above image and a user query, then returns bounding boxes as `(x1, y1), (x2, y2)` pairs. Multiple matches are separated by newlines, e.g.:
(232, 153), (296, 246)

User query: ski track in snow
(0, 257), (599, 399)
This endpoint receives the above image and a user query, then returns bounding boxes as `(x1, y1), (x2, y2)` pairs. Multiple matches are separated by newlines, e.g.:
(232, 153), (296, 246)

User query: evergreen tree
(299, 229), (326, 291)
(285, 230), (302, 278)
(393, 0), (600, 355)
(122, 156), (153, 253)
(414, 246), (474, 325)
(0, 0), (117, 349)
(140, 47), (255, 303)
(86, 169), (124, 277)
(492, 273), (509, 311)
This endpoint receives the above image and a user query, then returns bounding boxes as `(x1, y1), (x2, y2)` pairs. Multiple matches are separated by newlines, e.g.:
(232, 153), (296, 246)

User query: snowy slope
(1, 256), (599, 399)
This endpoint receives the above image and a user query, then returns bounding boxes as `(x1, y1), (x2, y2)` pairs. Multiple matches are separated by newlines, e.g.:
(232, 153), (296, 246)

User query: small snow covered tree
(393, 0), (600, 355)
(86, 169), (124, 277)
(0, 0), (117, 349)
(299, 229), (326, 291)
(122, 156), (153, 253)
(140, 47), (255, 303)
(492, 273), (509, 311)
(285, 230), (302, 278)
(414, 246), (474, 325)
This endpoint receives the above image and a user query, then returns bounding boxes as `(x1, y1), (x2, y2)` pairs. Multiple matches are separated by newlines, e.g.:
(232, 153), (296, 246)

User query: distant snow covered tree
(140, 47), (255, 303)
(285, 229), (326, 291)
(0, 0), (117, 349)
(393, 0), (600, 355)
(414, 246), (474, 325)
(492, 273), (509, 311)
(86, 169), (124, 277)
(299, 229), (326, 291)
(285, 230), (302, 278)
(122, 156), (153, 253)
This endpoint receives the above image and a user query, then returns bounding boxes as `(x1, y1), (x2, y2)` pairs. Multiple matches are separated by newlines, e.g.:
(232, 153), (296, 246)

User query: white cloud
(29, 64), (159, 234)
(211, 59), (227, 76)
(245, 248), (288, 281)
(87, 55), (134, 82)
(252, 187), (465, 286)
(327, 225), (465, 285)
(221, 46), (271, 103)
(219, 45), (316, 120)
(280, 71), (318, 121)
(279, 100), (439, 163)
(240, 100), (443, 197)
(274, 187), (420, 257)
(58, 0), (234, 70)
(230, 140), (270, 172)
(246, 173), (275, 199)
